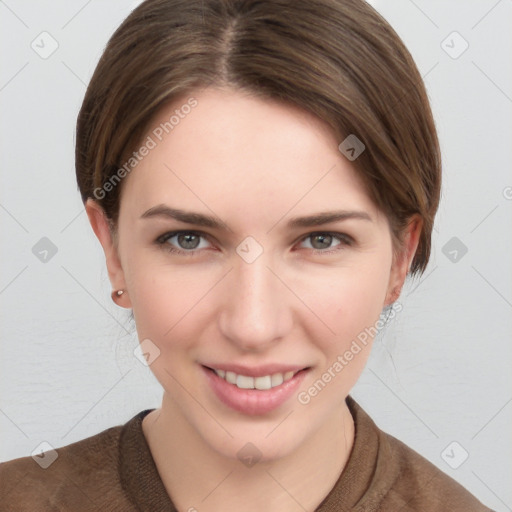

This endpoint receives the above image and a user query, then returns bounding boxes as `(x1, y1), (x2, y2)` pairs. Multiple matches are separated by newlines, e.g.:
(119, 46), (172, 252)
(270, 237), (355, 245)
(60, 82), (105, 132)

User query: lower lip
(202, 366), (308, 416)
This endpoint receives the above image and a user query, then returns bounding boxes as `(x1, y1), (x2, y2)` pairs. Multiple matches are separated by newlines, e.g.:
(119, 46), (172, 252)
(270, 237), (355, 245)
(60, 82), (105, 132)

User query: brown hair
(75, 0), (441, 277)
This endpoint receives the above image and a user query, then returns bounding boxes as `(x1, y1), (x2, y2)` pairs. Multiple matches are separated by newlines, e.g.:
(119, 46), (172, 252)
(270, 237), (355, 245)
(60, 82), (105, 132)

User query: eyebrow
(140, 205), (229, 230)
(140, 204), (373, 230)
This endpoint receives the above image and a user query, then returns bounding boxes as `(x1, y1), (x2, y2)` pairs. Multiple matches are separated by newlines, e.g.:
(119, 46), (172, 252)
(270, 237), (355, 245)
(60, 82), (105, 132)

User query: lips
(201, 364), (310, 415)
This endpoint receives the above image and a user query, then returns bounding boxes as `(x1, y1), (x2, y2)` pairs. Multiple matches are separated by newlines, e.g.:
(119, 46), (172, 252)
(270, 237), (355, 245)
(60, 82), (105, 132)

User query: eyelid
(306, 231), (353, 243)
(295, 231), (354, 251)
(156, 229), (211, 244)
(156, 230), (215, 254)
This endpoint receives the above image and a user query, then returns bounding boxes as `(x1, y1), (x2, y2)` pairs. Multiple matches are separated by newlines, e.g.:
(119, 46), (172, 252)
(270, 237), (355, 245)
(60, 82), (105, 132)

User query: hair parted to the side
(75, 0), (441, 278)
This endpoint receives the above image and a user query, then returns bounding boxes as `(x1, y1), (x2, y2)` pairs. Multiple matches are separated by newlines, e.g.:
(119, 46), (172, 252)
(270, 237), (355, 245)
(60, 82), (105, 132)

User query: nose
(218, 253), (293, 353)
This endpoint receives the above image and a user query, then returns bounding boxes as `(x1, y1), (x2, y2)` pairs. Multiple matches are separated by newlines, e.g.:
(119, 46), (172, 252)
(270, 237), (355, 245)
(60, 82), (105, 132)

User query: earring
(111, 289), (125, 302)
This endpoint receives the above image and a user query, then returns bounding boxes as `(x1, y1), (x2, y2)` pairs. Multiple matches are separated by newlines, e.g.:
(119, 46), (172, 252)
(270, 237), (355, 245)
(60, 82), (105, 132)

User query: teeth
(213, 368), (299, 390)
(236, 375), (254, 389)
(284, 371), (294, 381)
(271, 373), (283, 387)
(255, 375), (272, 390)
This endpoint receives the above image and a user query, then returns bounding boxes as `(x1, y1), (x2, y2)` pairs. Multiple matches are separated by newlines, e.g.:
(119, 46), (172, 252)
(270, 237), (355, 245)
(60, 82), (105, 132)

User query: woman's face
(89, 87), (416, 461)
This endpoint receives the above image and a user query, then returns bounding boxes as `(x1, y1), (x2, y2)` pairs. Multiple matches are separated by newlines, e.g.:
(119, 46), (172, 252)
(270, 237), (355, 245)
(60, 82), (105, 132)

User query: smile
(212, 369), (298, 390)
(202, 364), (310, 415)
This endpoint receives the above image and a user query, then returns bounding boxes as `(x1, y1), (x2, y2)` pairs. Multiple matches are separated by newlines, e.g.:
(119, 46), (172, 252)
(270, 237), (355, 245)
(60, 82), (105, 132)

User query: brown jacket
(0, 396), (493, 511)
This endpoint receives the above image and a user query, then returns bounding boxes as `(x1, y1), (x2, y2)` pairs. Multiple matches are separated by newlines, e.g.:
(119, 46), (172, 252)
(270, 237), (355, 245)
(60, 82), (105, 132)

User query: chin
(210, 429), (306, 465)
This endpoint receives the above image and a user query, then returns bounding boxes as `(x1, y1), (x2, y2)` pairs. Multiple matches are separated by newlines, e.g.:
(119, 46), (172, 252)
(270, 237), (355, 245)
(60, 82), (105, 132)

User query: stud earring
(111, 289), (125, 302)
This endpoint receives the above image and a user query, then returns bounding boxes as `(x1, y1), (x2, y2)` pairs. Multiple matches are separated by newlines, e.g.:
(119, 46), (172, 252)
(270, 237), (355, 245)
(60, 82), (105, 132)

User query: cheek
(296, 266), (390, 409)
(303, 259), (391, 356)
(126, 259), (219, 343)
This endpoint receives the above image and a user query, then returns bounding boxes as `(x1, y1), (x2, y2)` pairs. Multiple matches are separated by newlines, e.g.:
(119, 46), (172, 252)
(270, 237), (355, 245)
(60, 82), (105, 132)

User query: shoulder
(345, 396), (493, 512)
(374, 424), (491, 511)
(0, 419), (133, 511)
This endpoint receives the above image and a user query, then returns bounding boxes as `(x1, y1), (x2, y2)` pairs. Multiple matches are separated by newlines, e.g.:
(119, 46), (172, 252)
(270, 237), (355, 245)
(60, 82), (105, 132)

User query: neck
(143, 394), (354, 512)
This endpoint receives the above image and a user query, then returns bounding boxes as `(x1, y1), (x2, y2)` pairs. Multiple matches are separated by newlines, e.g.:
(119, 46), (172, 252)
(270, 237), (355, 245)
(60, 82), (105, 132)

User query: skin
(86, 86), (421, 512)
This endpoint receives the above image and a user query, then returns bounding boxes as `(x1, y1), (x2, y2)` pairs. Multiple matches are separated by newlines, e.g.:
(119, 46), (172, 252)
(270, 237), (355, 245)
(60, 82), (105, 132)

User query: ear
(85, 199), (132, 308)
(384, 214), (423, 306)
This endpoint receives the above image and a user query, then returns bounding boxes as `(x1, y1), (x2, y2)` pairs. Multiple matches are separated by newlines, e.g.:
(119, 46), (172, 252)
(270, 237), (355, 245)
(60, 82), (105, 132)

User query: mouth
(204, 366), (302, 390)
(201, 364), (310, 415)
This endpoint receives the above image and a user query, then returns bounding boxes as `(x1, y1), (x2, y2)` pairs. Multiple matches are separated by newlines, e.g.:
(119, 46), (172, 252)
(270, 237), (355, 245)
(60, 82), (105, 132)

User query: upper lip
(202, 363), (309, 377)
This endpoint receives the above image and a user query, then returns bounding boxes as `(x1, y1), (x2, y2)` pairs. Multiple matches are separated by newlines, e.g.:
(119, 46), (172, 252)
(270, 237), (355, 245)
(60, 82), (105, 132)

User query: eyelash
(155, 230), (354, 256)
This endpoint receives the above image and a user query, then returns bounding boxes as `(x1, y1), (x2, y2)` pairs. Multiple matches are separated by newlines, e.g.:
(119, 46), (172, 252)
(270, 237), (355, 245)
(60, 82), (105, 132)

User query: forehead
(119, 87), (381, 223)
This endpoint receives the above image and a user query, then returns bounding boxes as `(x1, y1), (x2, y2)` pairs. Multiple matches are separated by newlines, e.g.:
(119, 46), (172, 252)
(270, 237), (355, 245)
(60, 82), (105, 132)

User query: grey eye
(176, 233), (201, 249)
(310, 234), (334, 249)
(300, 233), (344, 251)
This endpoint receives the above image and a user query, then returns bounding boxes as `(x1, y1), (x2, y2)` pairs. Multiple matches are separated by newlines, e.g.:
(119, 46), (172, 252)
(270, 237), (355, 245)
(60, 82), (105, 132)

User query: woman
(0, 0), (494, 510)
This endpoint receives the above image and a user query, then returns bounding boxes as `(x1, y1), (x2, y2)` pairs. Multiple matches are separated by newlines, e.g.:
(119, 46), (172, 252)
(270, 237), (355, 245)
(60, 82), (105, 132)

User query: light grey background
(1, 0), (511, 510)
